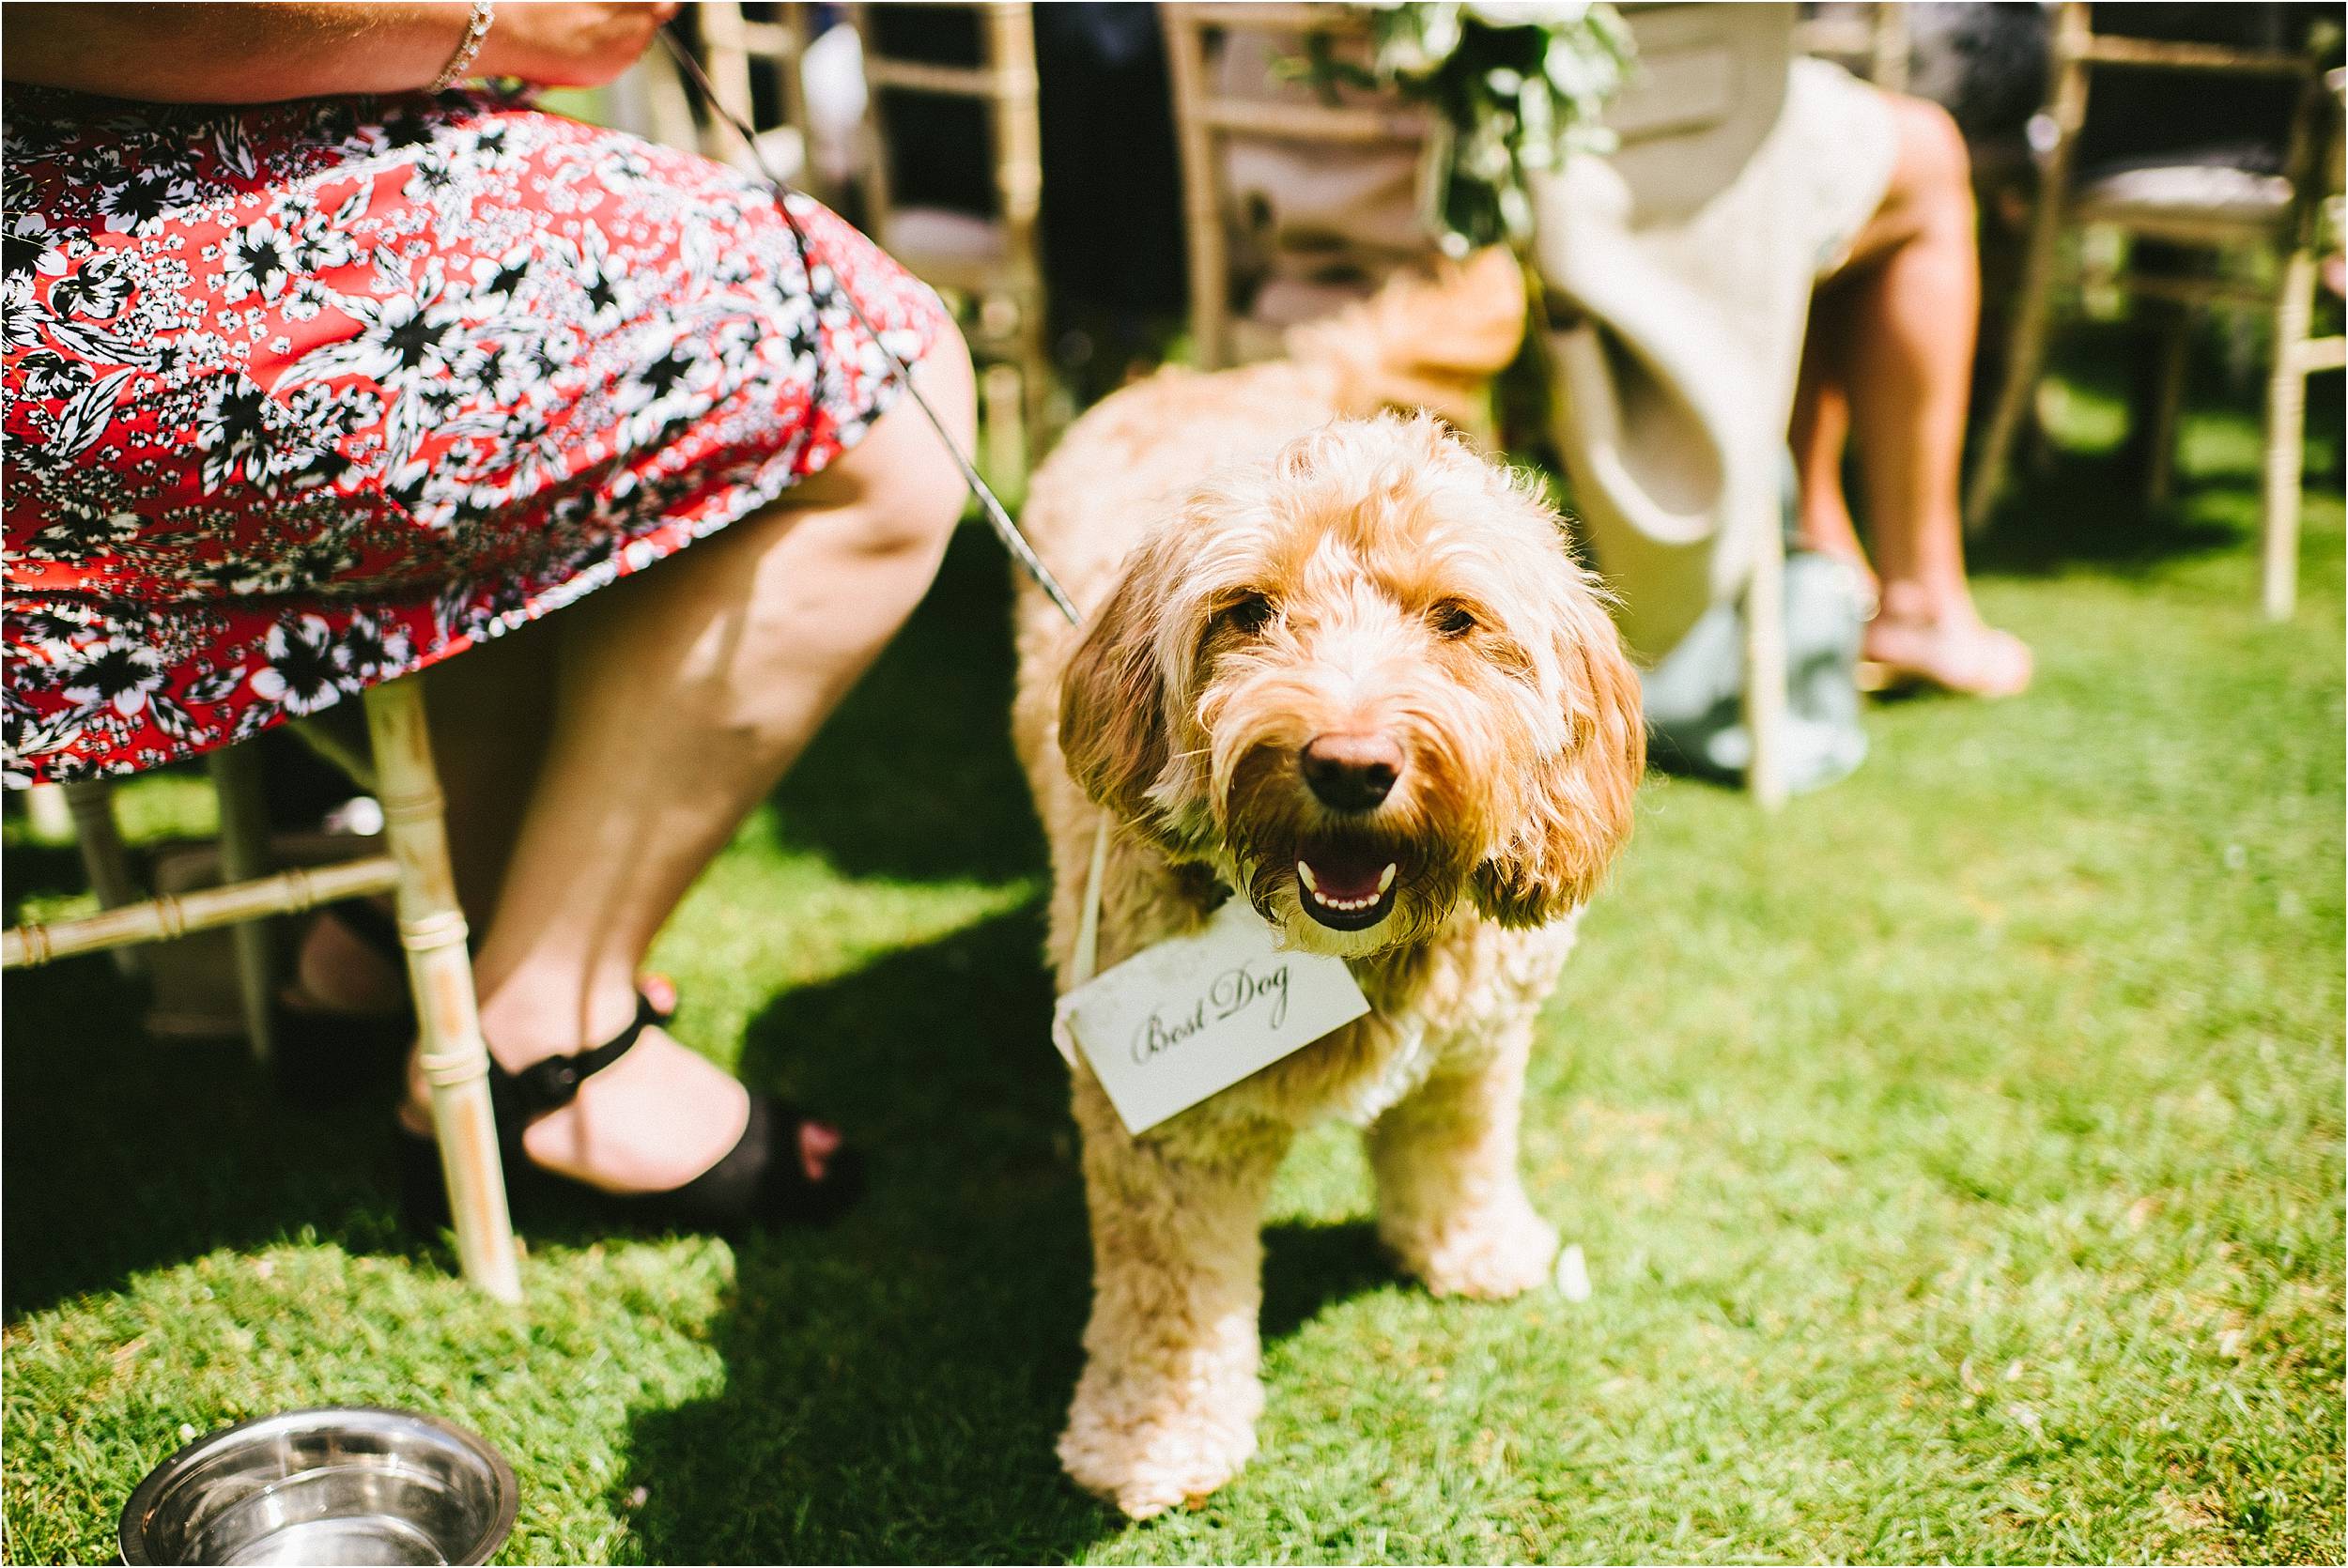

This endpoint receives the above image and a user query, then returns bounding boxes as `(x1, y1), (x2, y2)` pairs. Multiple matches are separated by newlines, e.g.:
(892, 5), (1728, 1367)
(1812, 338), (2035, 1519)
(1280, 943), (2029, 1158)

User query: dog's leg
(1367, 1015), (1558, 1299)
(1059, 1091), (1292, 1519)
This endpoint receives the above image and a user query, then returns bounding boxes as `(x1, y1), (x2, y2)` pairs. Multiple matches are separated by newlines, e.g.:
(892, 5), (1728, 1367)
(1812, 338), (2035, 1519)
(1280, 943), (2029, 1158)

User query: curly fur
(1012, 256), (1645, 1517)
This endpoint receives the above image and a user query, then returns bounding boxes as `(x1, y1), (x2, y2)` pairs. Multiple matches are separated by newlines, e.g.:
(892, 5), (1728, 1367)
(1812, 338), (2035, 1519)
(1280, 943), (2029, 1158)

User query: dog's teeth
(1298, 859), (1393, 915)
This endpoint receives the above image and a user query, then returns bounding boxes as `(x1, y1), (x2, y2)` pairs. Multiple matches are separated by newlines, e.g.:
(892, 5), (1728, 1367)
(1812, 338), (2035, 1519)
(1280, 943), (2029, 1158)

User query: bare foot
(1861, 612), (2031, 699)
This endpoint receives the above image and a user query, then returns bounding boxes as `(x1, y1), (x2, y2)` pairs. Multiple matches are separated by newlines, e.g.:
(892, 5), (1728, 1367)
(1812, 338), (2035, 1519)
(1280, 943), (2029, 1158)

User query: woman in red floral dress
(3, 3), (976, 1225)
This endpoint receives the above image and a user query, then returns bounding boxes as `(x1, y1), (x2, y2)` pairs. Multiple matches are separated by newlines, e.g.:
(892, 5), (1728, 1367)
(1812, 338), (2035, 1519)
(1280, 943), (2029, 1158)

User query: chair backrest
(2327, 69), (2347, 247)
(697, 2), (820, 194)
(2034, 2), (2334, 226)
(613, 4), (818, 188)
(851, 1), (1043, 301)
(608, 51), (704, 157)
(1792, 2), (1909, 92)
(700, 3), (814, 140)
(1161, 3), (1427, 369)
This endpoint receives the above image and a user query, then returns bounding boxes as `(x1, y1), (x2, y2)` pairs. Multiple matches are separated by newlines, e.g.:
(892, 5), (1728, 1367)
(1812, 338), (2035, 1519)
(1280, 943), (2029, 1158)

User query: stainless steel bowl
(118, 1407), (517, 1566)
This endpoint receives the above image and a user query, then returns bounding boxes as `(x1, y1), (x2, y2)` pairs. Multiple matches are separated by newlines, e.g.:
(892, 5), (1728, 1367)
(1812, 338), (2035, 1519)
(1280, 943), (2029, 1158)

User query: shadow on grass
(0, 904), (1407, 1560)
(0, 958), (425, 1317)
(766, 522), (1048, 886)
(616, 900), (1095, 1563)
(1260, 1219), (1391, 1343)
(618, 905), (1406, 1564)
(0, 525), (1047, 1317)
(1963, 324), (2341, 583)
(1966, 447), (2244, 582)
(0, 842), (92, 923)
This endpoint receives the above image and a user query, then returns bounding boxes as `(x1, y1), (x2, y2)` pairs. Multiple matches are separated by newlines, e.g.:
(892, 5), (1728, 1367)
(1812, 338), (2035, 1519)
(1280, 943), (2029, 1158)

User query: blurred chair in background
(1160, 4), (1431, 372)
(1963, 1), (2344, 619)
(1794, 0), (1911, 92)
(853, 1), (1054, 481)
(612, 3), (1053, 483)
(1537, 4), (1898, 805)
(1162, 2), (1814, 803)
(617, 2), (816, 191)
(698, 3), (817, 186)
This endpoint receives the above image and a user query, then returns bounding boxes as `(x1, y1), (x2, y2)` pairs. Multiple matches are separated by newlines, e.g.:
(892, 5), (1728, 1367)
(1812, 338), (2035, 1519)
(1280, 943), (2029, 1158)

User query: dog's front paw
(1384, 1194), (1559, 1299)
(1058, 1372), (1260, 1519)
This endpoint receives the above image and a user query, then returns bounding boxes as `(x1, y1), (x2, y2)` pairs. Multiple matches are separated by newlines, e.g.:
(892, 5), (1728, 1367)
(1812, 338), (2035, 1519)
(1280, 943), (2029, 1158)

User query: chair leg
(209, 745), (277, 1065)
(1966, 38), (2083, 537)
(1743, 522), (1789, 811)
(1966, 241), (2060, 535)
(2144, 317), (2189, 509)
(23, 782), (72, 843)
(1017, 297), (1057, 459)
(363, 678), (522, 1302)
(62, 779), (144, 979)
(1163, 8), (1229, 371)
(2261, 247), (2316, 622)
(981, 360), (1026, 494)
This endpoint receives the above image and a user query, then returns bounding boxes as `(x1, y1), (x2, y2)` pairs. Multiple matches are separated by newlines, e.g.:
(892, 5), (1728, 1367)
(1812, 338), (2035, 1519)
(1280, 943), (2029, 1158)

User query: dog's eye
(1216, 593), (1274, 637)
(1429, 601), (1478, 639)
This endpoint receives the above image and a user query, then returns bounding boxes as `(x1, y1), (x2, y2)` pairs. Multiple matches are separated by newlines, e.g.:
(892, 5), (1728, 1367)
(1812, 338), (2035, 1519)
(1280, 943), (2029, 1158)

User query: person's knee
(778, 315), (974, 560)
(856, 317), (976, 560)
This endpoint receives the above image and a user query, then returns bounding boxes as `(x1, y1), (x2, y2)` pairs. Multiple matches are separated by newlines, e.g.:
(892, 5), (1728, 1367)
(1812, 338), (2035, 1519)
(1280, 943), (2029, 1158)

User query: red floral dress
(2, 85), (946, 784)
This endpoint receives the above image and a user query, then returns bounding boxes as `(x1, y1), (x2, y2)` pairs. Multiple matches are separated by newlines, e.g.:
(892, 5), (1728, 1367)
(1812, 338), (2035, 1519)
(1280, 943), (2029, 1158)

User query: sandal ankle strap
(503, 993), (661, 1117)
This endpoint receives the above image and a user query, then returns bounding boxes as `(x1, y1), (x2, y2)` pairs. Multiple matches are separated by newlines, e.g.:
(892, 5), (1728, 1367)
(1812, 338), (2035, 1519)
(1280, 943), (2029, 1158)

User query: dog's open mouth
(1295, 841), (1399, 931)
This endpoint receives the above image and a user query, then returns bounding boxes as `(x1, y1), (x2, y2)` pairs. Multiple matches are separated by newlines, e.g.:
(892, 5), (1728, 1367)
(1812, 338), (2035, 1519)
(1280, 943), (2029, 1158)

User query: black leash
(655, 24), (1083, 626)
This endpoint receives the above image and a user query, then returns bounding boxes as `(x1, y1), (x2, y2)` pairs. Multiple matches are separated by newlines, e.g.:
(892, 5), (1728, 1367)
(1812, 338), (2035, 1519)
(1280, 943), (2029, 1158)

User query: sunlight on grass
(650, 802), (1040, 1075)
(5, 369), (2340, 1564)
(111, 774), (222, 844)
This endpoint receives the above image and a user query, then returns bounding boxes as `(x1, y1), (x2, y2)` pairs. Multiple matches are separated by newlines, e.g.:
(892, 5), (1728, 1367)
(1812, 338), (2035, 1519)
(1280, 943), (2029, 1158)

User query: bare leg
(1060, 1084), (1292, 1518)
(1789, 296), (1870, 585)
(289, 628), (555, 1015)
(401, 331), (976, 1193)
(423, 623), (558, 925)
(1368, 1016), (1556, 1299)
(1800, 94), (2030, 697)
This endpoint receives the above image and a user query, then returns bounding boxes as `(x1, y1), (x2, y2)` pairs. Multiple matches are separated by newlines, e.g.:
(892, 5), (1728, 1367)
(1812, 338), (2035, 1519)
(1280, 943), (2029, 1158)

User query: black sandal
(274, 902), (679, 1107)
(397, 992), (865, 1237)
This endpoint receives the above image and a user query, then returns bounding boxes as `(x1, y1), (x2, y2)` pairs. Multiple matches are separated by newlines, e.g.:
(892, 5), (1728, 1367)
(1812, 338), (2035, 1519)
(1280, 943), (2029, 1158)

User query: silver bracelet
(427, 0), (497, 92)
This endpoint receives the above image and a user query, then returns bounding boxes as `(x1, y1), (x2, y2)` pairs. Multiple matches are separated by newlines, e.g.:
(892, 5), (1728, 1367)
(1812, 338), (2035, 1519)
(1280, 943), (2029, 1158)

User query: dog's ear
(1058, 536), (1174, 828)
(1472, 581), (1645, 927)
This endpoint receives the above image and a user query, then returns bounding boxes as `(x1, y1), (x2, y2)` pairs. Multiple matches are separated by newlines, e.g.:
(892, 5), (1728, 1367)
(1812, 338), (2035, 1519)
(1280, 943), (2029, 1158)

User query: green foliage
(1303, 2), (1634, 251)
(4, 346), (2341, 1563)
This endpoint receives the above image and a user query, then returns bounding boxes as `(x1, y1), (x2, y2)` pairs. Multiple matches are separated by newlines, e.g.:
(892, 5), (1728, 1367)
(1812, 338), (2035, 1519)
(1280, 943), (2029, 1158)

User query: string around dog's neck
(652, 34), (1117, 989)
(657, 29), (1345, 1007)
(655, 24), (1082, 628)
(1069, 818), (1112, 987)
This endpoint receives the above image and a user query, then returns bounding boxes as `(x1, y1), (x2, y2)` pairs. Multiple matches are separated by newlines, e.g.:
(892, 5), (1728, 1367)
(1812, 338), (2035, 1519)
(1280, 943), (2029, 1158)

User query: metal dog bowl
(119, 1407), (516, 1566)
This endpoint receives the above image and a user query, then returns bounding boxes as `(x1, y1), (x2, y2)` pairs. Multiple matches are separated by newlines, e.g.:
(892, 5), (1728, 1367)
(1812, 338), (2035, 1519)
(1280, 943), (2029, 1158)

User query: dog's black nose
(1301, 732), (1403, 812)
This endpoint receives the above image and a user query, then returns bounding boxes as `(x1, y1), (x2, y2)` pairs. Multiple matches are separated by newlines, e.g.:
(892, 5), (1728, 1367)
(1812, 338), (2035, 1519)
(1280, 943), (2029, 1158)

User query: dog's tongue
(1299, 844), (1392, 902)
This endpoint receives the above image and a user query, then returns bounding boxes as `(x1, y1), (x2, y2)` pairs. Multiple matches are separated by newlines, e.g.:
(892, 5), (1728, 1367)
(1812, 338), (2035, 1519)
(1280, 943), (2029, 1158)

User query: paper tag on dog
(1053, 897), (1371, 1134)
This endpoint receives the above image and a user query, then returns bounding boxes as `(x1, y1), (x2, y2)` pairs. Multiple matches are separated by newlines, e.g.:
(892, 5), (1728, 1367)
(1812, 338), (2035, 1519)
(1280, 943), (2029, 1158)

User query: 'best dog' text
(1055, 896), (1370, 1133)
(1131, 961), (1291, 1064)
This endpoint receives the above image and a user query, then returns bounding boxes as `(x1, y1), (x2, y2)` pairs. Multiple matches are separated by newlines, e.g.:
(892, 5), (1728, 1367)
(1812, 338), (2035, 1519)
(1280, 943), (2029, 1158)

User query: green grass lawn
(5, 354), (2341, 1565)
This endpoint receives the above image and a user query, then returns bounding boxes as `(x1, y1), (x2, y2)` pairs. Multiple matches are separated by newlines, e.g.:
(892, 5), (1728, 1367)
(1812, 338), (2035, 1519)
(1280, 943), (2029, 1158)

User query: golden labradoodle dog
(1012, 254), (1645, 1517)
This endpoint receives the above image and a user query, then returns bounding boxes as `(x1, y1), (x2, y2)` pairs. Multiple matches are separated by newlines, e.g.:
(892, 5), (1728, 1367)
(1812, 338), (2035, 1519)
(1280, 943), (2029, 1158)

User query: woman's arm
(2, 3), (676, 103)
